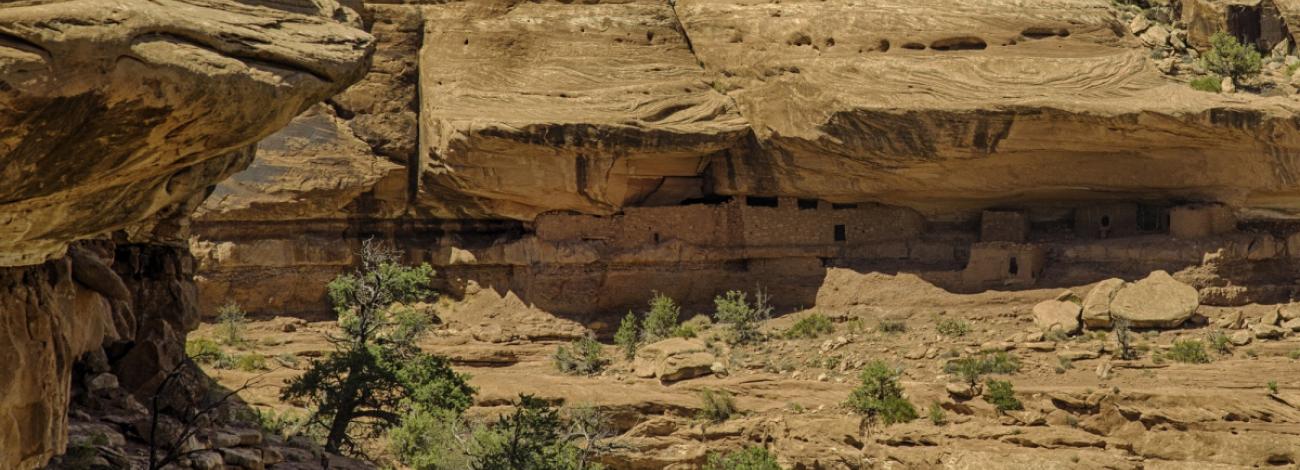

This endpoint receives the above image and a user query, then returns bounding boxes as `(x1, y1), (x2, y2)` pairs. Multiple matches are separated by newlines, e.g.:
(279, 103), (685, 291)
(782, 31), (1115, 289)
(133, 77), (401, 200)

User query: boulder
(1263, 308), (1282, 326)
(1280, 304), (1300, 321)
(219, 447), (264, 470)
(1229, 330), (1253, 346)
(1214, 310), (1244, 330)
(1253, 324), (1287, 340)
(946, 382), (980, 400)
(1283, 318), (1300, 332)
(1082, 278), (1124, 328)
(1033, 300), (1082, 334)
(631, 338), (716, 383)
(189, 451), (223, 470)
(1109, 271), (1199, 328)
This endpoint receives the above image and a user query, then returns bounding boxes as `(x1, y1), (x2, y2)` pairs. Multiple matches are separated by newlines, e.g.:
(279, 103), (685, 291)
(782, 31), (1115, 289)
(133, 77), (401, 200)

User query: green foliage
(936, 319), (970, 337)
(784, 313), (834, 339)
(1201, 31), (1262, 81)
(642, 292), (681, 343)
(703, 446), (782, 470)
(186, 338), (227, 364)
(943, 352), (1021, 385)
(614, 312), (640, 360)
(470, 395), (605, 470)
(282, 240), (473, 454)
(236, 354), (268, 372)
(1168, 339), (1211, 364)
(1190, 75), (1223, 93)
(1207, 330), (1231, 354)
(847, 361), (917, 425)
(1289, 349), (1300, 360)
(714, 289), (773, 345)
(255, 408), (308, 438)
(1056, 356), (1074, 374)
(984, 380), (1022, 412)
(217, 302), (248, 346)
(390, 407), (475, 470)
(845, 318), (865, 334)
(1267, 380), (1280, 394)
(878, 319), (907, 334)
(927, 402), (947, 425)
(696, 389), (737, 423)
(553, 337), (607, 376)
(672, 324), (699, 339)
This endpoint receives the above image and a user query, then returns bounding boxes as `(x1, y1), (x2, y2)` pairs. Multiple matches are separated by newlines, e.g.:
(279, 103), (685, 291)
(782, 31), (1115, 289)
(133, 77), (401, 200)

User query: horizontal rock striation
(0, 1), (372, 468)
(0, 0), (374, 266)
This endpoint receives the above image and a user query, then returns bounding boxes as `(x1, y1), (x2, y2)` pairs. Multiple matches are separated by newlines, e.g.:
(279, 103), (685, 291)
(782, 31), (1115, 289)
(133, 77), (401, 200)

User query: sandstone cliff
(0, 1), (372, 468)
(195, 0), (1300, 320)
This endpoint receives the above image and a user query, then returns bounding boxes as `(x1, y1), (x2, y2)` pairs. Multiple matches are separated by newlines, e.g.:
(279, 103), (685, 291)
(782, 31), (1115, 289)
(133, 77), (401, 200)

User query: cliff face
(0, 1), (372, 468)
(194, 0), (1300, 319)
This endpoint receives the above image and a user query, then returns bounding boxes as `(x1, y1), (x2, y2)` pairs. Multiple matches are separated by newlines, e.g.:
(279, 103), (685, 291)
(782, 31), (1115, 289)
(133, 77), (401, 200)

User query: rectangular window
(745, 196), (779, 208)
(797, 198), (819, 210)
(834, 224), (846, 242)
(831, 203), (858, 210)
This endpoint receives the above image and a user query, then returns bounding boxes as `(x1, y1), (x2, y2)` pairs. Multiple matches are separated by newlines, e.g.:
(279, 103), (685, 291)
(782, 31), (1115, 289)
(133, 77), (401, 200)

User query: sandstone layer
(197, 0), (1300, 320)
(0, 1), (373, 468)
(0, 0), (373, 266)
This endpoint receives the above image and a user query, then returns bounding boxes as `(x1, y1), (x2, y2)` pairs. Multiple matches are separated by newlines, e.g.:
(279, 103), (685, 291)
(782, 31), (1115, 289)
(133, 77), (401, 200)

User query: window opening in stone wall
(746, 196), (779, 207)
(831, 203), (858, 210)
(797, 198), (819, 210)
(834, 224), (846, 242)
(653, 232), (660, 244)
(1100, 215), (1111, 228)
(1137, 205), (1164, 232)
(1008, 256), (1019, 275)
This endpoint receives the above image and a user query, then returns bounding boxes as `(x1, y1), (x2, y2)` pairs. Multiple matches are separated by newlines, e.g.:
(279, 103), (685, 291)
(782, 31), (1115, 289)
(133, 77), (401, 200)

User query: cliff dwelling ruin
(6, 0), (1300, 469)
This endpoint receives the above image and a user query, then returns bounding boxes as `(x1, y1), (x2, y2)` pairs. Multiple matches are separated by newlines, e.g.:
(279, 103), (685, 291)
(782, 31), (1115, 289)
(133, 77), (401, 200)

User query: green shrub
(255, 408), (307, 438)
(1207, 330), (1231, 354)
(984, 380), (1022, 412)
(1189, 75), (1223, 93)
(1287, 349), (1300, 360)
(784, 313), (834, 339)
(672, 323), (699, 339)
(236, 354), (268, 372)
(553, 337), (607, 375)
(1201, 31), (1262, 81)
(470, 395), (606, 470)
(927, 402), (947, 425)
(878, 319), (907, 334)
(614, 312), (640, 360)
(1267, 380), (1280, 394)
(845, 318), (865, 334)
(390, 407), (475, 470)
(847, 361), (917, 425)
(697, 388), (737, 423)
(943, 352), (1021, 385)
(642, 293), (681, 343)
(216, 302), (248, 346)
(186, 338), (225, 364)
(714, 289), (773, 345)
(1168, 339), (1211, 364)
(936, 319), (970, 337)
(703, 446), (781, 470)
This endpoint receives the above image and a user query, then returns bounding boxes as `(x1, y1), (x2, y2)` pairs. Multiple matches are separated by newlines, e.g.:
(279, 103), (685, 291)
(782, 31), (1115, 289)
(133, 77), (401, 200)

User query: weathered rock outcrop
(0, 0), (373, 266)
(0, 1), (372, 468)
(193, 0), (1300, 319)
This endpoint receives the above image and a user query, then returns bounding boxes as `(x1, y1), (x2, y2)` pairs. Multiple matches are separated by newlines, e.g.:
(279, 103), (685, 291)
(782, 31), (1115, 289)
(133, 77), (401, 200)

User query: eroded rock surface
(0, 1), (372, 468)
(0, 0), (373, 266)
